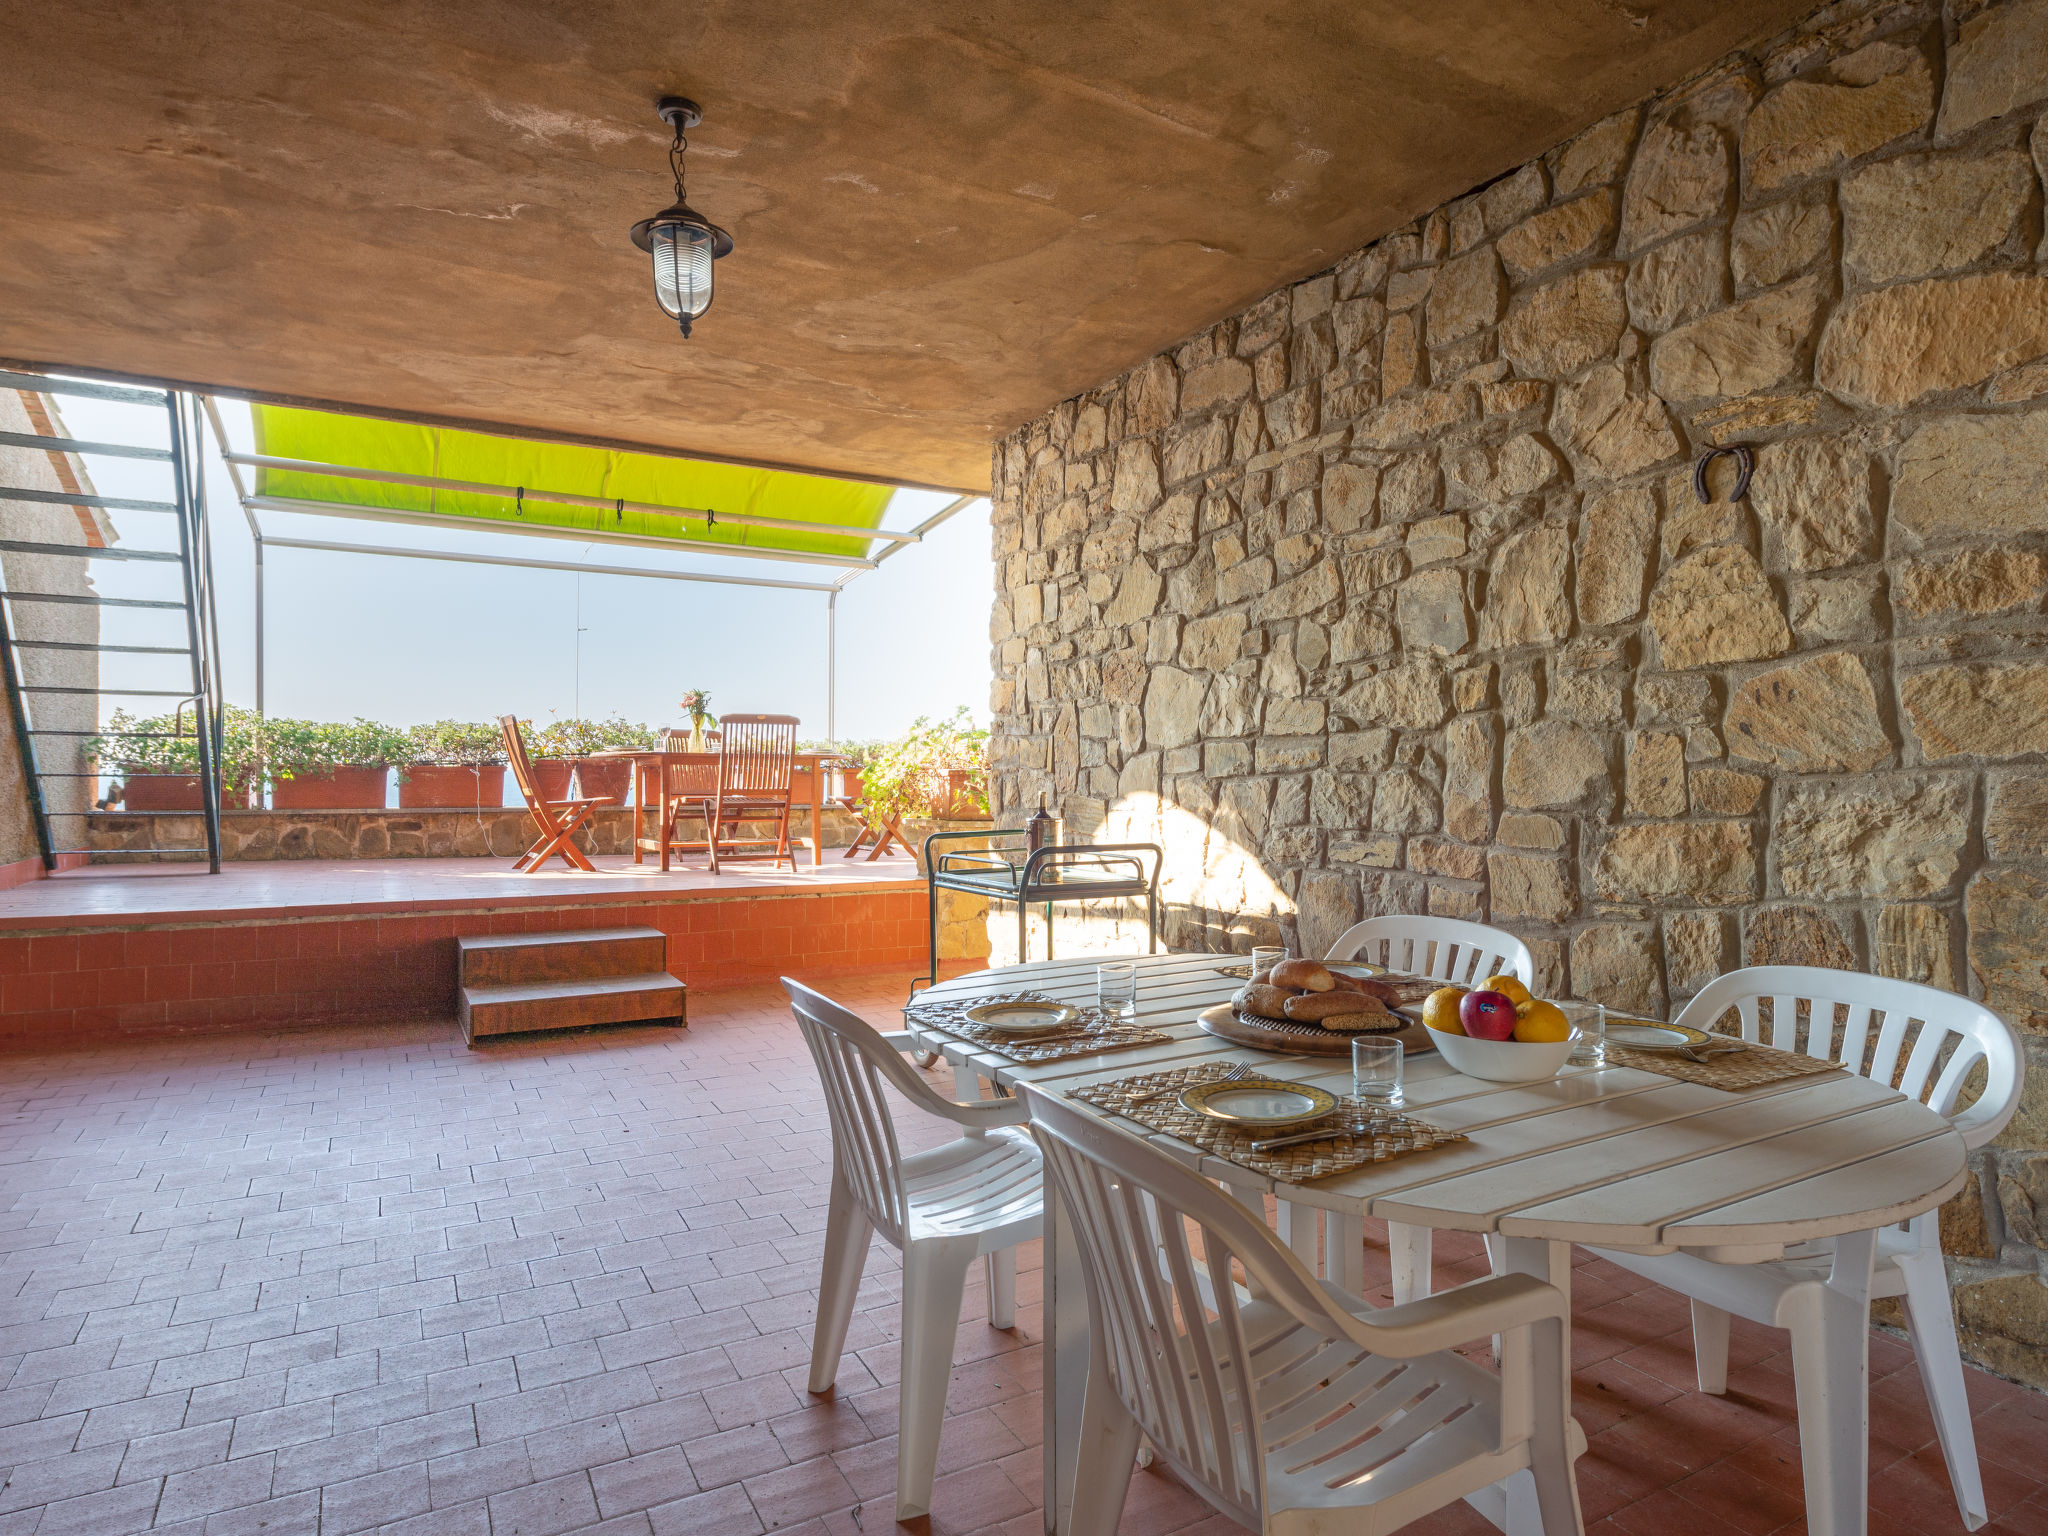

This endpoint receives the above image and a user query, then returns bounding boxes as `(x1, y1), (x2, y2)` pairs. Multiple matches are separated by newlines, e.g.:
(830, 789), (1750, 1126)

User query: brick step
(461, 972), (686, 1044)
(457, 926), (667, 985)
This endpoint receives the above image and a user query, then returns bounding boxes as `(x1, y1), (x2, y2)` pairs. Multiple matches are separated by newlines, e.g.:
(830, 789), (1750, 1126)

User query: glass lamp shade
(630, 203), (733, 338)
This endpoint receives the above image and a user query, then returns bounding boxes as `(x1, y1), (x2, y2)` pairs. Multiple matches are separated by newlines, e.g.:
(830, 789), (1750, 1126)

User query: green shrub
(264, 716), (411, 780)
(406, 720), (507, 767)
(534, 716), (656, 756)
(861, 708), (988, 822)
(88, 704), (263, 783)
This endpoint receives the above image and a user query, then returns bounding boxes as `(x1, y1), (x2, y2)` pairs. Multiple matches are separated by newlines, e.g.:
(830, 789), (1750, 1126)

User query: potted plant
(805, 738), (876, 802)
(861, 708), (989, 825)
(532, 717), (587, 801)
(267, 716), (408, 809)
(90, 705), (262, 811)
(576, 716), (656, 802)
(400, 720), (508, 809)
(679, 688), (714, 751)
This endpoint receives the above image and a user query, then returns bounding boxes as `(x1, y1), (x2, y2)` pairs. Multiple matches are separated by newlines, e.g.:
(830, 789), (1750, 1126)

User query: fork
(1251, 1112), (1391, 1153)
(1130, 1060), (1257, 1104)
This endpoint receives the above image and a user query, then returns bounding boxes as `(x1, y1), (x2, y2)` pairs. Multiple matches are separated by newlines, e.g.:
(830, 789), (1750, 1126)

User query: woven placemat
(1070, 1063), (1465, 1182)
(1605, 1038), (1842, 1091)
(905, 991), (1170, 1064)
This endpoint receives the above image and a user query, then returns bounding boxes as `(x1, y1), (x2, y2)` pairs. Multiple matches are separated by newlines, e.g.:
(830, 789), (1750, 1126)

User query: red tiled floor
(0, 972), (2039, 1536)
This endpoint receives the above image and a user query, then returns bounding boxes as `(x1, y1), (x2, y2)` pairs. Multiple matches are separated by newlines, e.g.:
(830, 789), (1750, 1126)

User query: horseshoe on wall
(1693, 443), (1755, 504)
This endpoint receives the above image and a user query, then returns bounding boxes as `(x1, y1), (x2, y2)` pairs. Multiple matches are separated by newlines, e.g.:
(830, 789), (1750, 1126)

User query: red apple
(1460, 989), (1519, 1041)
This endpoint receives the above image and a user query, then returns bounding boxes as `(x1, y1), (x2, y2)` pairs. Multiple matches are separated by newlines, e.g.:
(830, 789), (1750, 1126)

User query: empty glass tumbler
(1352, 1036), (1404, 1105)
(1097, 962), (1138, 1024)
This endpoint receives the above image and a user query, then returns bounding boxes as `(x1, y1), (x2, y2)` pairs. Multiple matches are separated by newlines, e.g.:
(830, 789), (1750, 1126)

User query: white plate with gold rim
(963, 1000), (1082, 1036)
(1179, 1077), (1339, 1130)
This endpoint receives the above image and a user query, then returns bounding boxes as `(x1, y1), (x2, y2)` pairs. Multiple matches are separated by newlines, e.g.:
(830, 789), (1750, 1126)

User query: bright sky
(52, 392), (994, 745)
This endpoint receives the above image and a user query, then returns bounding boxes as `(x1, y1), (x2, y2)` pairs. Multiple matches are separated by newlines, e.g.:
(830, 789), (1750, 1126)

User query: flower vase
(689, 720), (707, 752)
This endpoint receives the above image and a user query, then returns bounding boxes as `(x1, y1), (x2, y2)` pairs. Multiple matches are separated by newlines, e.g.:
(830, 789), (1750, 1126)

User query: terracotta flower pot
(934, 767), (982, 818)
(398, 763), (507, 809)
(119, 772), (204, 812)
(529, 758), (574, 801)
(575, 758), (632, 803)
(836, 767), (864, 802)
(272, 765), (389, 810)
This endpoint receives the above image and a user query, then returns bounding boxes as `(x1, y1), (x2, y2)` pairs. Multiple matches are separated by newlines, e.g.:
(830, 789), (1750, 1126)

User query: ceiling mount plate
(655, 96), (703, 131)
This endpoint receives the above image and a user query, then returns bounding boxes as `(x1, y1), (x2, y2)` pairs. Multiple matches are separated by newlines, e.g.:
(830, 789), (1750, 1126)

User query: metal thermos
(1026, 795), (1056, 854)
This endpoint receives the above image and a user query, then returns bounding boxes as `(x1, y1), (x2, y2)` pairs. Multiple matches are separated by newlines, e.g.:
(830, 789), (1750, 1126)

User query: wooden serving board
(1198, 1003), (1435, 1058)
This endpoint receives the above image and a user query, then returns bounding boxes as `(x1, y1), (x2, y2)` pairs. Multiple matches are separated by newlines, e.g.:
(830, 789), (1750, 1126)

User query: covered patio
(4, 0), (2048, 1534)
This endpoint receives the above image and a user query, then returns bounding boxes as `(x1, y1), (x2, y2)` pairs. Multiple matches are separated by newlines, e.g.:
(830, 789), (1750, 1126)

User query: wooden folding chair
(500, 715), (614, 872)
(684, 714), (798, 873)
(834, 758), (907, 862)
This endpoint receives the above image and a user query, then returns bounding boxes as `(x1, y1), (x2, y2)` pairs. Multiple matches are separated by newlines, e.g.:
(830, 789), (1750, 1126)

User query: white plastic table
(904, 953), (1968, 1536)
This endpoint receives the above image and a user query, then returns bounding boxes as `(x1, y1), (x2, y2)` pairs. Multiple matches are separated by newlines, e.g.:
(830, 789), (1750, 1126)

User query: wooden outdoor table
(603, 749), (839, 869)
(904, 952), (1968, 1536)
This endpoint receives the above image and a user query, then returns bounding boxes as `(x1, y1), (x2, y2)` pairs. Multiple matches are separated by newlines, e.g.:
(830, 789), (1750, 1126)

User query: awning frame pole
(220, 450), (926, 545)
(259, 535), (842, 593)
(827, 590), (837, 742)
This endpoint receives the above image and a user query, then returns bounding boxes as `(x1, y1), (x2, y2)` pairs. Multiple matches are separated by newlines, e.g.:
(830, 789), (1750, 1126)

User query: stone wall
(988, 0), (2048, 1383)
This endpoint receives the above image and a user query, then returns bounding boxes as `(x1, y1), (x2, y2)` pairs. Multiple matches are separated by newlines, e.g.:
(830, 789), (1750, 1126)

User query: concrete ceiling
(0, 1), (1816, 492)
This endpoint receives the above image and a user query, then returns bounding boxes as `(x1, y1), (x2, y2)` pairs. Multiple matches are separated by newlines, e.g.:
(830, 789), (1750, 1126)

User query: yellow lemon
(1423, 986), (1468, 1034)
(1513, 999), (1571, 1044)
(1481, 974), (1532, 1012)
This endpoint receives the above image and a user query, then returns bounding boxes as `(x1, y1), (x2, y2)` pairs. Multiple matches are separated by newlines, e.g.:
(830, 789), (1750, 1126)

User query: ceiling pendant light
(629, 96), (733, 338)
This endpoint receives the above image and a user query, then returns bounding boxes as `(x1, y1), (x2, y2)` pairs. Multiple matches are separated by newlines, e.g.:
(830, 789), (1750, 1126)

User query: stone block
(1346, 660), (1452, 731)
(1322, 461), (1378, 534)
(1253, 559), (1340, 623)
(1891, 410), (2048, 540)
(1503, 720), (1609, 809)
(1553, 108), (1639, 196)
(1966, 865), (2048, 1031)
(1396, 568), (1470, 655)
(1986, 774), (2048, 862)
(1731, 196), (1833, 292)
(1407, 836), (1486, 881)
(1626, 731), (1688, 817)
(1638, 671), (1716, 725)
(1902, 663), (2048, 761)
(1427, 247), (1504, 347)
(1576, 486), (1656, 628)
(1647, 546), (1791, 670)
(1938, 0), (2048, 137)
(1330, 834), (1401, 867)
(1841, 150), (2031, 285)
(1895, 549), (2047, 620)
(1498, 191), (1618, 279)
(1103, 558), (1162, 626)
(1481, 523), (1573, 649)
(1817, 273), (2048, 407)
(1499, 812), (1565, 851)
(1788, 574), (1885, 645)
(1372, 769), (1441, 833)
(1142, 667), (1205, 750)
(1747, 435), (1874, 572)
(1405, 514), (1467, 567)
(1621, 119), (1730, 253)
(1594, 820), (1757, 903)
(1498, 265), (1629, 378)
(1552, 364), (1682, 480)
(1742, 40), (1934, 194)
(1648, 275), (1825, 403)
(1572, 924), (1665, 1015)
(1940, 1178), (1998, 1260)
(1689, 766), (1764, 816)
(1295, 869), (1359, 963)
(1665, 910), (1732, 995)
(1443, 715), (1497, 842)
(1744, 904), (1856, 970)
(1489, 851), (1577, 923)
(1627, 229), (1726, 333)
(1775, 775), (1971, 900)
(1110, 440), (1162, 513)
(1179, 612), (1247, 672)
(1725, 652), (1890, 772)
(1874, 902), (1956, 991)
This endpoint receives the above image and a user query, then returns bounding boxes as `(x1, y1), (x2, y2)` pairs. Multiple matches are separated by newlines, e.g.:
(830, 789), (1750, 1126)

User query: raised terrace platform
(0, 853), (968, 1050)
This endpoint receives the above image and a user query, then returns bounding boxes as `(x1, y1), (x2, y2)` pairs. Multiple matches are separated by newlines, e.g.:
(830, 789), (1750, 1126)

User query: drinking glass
(1097, 962), (1138, 1024)
(1250, 946), (1285, 980)
(1352, 1036), (1404, 1105)
(1565, 1001), (1607, 1065)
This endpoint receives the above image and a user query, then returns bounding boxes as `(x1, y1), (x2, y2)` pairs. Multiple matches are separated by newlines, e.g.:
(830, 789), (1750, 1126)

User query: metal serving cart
(910, 828), (1164, 1000)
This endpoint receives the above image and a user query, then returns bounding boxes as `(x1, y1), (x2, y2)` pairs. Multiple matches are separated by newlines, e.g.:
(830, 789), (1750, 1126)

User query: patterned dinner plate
(1604, 1019), (1719, 1050)
(963, 1000), (1082, 1036)
(1179, 1077), (1339, 1130)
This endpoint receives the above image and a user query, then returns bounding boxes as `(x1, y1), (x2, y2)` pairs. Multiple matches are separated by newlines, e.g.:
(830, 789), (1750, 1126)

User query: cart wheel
(1136, 1441), (1156, 1469)
(913, 1049), (941, 1070)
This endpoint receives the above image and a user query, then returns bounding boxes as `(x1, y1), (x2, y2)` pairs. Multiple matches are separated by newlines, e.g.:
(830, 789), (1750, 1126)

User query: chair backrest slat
(717, 714), (797, 796)
(1324, 916), (1534, 986)
(659, 730), (720, 798)
(1675, 965), (2024, 1151)
(500, 715), (543, 807)
(786, 985), (909, 1242)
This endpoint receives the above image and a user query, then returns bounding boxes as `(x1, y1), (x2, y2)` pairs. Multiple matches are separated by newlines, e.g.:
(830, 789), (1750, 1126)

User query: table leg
(1388, 1221), (1434, 1304)
(811, 771), (823, 867)
(1044, 1176), (1089, 1536)
(1790, 1227), (1878, 1536)
(632, 765), (645, 864)
(1329, 1210), (1366, 1293)
(659, 780), (672, 873)
(1466, 1236), (1573, 1536)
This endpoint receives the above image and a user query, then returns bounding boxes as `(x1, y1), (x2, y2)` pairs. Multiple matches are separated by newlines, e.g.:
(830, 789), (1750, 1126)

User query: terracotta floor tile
(0, 969), (2035, 1536)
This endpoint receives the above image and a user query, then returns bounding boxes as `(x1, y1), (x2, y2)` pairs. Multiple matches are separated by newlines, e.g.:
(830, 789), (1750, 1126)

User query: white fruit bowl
(1429, 1028), (1576, 1083)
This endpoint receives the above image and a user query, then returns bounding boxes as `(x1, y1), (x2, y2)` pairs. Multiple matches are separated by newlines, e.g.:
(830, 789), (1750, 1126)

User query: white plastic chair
(1324, 914), (1535, 987)
(1020, 1083), (1586, 1536)
(1325, 915), (1536, 1303)
(1589, 966), (2023, 1533)
(784, 979), (1044, 1521)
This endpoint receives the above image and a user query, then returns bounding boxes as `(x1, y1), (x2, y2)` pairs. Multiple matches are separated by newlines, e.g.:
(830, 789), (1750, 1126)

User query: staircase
(0, 370), (225, 872)
(457, 926), (686, 1045)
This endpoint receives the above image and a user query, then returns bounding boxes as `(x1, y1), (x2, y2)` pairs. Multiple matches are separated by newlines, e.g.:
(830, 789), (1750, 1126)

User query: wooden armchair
(500, 715), (614, 871)
(682, 714), (799, 873)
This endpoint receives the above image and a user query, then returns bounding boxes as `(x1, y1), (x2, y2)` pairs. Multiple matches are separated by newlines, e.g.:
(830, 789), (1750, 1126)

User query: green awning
(250, 405), (894, 560)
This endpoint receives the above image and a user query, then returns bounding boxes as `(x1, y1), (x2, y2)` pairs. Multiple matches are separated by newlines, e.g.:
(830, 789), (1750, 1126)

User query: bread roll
(1249, 967), (1275, 987)
(1269, 958), (1336, 992)
(1283, 989), (1382, 1022)
(1318, 1006), (1401, 1033)
(1234, 984), (1294, 1021)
